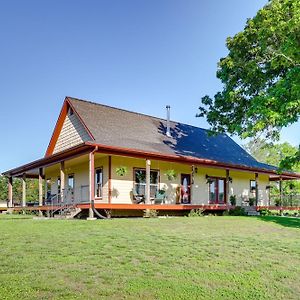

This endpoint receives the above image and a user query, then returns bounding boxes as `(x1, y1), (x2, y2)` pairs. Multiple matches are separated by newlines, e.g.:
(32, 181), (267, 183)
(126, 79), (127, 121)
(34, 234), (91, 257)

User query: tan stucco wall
(45, 155), (270, 205)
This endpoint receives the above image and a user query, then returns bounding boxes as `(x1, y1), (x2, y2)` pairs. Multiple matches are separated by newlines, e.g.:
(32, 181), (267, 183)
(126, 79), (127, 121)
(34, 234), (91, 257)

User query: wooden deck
(6, 204), (300, 212)
(11, 203), (232, 211)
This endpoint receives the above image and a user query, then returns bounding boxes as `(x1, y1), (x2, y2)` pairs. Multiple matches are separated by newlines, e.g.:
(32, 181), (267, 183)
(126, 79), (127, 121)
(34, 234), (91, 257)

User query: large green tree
(198, 0), (300, 167)
(244, 139), (300, 203)
(244, 139), (300, 171)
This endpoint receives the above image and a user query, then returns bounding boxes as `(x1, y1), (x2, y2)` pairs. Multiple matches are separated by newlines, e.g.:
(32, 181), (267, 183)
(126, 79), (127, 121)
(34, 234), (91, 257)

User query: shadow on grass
(257, 216), (300, 229)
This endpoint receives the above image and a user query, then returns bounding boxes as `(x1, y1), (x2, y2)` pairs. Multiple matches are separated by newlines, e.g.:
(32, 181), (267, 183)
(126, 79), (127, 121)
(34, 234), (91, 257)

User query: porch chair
(132, 190), (145, 204)
(153, 190), (166, 204)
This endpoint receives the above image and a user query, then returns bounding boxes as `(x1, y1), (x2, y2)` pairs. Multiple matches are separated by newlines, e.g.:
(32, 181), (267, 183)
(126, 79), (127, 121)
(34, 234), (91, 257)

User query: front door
(181, 174), (191, 204)
(209, 178), (226, 204)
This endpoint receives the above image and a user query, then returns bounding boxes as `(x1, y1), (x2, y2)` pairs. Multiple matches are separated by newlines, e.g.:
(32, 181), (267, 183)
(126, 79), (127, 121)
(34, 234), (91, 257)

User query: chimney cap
(166, 105), (170, 109)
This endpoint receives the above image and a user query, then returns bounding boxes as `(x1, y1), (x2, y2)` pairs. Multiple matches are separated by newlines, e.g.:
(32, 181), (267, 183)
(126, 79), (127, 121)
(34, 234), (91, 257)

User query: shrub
(188, 209), (204, 217)
(229, 207), (246, 216)
(143, 209), (158, 218)
(259, 208), (270, 216)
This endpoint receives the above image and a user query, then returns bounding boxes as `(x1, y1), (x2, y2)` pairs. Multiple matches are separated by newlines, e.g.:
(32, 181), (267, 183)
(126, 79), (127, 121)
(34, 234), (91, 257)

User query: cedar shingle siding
(53, 110), (91, 154)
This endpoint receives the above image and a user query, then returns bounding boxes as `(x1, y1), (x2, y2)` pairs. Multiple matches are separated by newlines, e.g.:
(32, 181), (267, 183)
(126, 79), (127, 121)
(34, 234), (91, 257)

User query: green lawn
(0, 215), (299, 300)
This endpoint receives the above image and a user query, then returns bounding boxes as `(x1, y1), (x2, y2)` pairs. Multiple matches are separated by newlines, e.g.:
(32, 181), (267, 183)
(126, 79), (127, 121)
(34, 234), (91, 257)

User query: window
(68, 175), (75, 190)
(250, 180), (257, 195)
(95, 168), (103, 198)
(208, 177), (226, 204)
(134, 169), (159, 198)
(46, 179), (51, 200)
(57, 177), (61, 201)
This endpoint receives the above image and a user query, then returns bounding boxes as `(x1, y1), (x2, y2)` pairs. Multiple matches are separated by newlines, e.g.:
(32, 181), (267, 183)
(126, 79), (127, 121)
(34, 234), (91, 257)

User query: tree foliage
(244, 139), (300, 197)
(244, 139), (300, 171)
(0, 175), (39, 203)
(198, 0), (300, 148)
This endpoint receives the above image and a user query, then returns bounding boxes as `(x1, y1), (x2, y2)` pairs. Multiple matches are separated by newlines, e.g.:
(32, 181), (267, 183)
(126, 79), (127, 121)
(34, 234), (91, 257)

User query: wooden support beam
(8, 176), (13, 208)
(255, 173), (259, 206)
(279, 176), (283, 205)
(108, 155), (112, 204)
(38, 168), (43, 217)
(60, 161), (65, 203)
(39, 168), (43, 206)
(226, 169), (230, 204)
(145, 159), (151, 204)
(89, 151), (95, 218)
(22, 173), (26, 207)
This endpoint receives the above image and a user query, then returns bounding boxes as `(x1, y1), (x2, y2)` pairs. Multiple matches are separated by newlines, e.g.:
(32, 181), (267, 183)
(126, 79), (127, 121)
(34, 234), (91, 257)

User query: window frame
(57, 177), (61, 201)
(250, 180), (257, 194)
(133, 168), (160, 198)
(208, 176), (226, 204)
(46, 178), (51, 200)
(68, 174), (75, 191)
(95, 167), (103, 199)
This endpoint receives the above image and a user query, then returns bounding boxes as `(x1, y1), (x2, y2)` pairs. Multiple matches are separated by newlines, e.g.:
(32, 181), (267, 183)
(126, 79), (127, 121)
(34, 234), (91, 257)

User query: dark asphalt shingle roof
(68, 97), (276, 171)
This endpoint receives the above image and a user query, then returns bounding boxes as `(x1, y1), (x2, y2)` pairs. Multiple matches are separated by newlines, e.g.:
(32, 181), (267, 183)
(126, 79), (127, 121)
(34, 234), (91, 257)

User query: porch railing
(269, 194), (300, 207)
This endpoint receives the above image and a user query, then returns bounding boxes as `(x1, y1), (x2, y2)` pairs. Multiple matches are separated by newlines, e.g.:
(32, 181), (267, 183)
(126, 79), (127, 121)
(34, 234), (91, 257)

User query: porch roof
(3, 141), (300, 180)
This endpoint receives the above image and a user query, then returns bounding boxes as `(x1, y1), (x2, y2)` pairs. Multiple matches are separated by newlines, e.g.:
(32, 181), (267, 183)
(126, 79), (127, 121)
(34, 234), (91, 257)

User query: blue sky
(0, 0), (299, 172)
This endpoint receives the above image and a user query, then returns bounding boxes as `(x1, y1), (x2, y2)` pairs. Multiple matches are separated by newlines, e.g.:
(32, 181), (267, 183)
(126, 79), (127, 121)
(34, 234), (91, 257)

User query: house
(3, 97), (300, 218)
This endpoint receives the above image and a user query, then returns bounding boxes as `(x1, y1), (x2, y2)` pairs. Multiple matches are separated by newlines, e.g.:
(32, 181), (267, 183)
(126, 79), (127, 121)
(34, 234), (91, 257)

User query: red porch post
(255, 173), (258, 206)
(108, 155), (112, 204)
(38, 168), (43, 216)
(88, 151), (95, 219)
(60, 161), (65, 203)
(145, 159), (151, 204)
(226, 169), (230, 205)
(22, 173), (26, 208)
(8, 176), (13, 208)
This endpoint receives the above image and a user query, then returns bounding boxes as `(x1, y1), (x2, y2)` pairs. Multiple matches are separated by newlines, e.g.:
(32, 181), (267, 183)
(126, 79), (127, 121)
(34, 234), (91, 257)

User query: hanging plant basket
(116, 166), (127, 177)
(165, 169), (177, 181)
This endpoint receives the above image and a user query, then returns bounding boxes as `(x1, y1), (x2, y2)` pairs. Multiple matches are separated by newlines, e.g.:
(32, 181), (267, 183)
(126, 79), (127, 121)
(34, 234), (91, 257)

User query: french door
(181, 174), (191, 204)
(209, 178), (226, 204)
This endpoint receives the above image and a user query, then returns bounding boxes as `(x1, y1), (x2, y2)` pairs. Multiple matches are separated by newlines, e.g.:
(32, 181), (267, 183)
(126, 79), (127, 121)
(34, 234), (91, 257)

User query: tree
(244, 139), (300, 171)
(198, 0), (300, 166)
(0, 175), (39, 203)
(244, 139), (300, 204)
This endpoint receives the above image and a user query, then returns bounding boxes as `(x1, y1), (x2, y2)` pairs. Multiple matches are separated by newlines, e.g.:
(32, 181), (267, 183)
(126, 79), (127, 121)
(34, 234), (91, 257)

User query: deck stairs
(243, 206), (260, 216)
(52, 205), (82, 219)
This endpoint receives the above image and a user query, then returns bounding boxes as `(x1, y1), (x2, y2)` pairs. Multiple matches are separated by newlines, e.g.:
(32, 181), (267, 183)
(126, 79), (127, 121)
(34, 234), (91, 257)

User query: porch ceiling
(2, 143), (93, 178)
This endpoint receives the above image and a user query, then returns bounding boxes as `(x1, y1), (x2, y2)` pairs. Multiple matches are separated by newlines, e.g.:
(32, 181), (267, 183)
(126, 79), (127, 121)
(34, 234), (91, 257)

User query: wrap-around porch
(4, 144), (300, 217)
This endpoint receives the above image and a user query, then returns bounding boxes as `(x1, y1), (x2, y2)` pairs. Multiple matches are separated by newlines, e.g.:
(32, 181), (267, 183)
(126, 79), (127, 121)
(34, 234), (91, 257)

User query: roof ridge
(66, 96), (211, 132)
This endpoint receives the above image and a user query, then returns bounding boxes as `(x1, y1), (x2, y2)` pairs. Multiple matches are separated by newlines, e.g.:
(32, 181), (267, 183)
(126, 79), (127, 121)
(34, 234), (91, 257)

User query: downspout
(90, 146), (107, 219)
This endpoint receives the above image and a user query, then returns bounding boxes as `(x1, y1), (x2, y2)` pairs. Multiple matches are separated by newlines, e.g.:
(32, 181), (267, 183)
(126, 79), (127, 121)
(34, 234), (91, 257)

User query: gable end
(52, 108), (92, 154)
(45, 98), (94, 157)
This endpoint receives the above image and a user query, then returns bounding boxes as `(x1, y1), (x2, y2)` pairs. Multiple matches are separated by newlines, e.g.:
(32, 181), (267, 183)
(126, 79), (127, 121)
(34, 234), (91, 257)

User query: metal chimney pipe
(166, 105), (171, 137)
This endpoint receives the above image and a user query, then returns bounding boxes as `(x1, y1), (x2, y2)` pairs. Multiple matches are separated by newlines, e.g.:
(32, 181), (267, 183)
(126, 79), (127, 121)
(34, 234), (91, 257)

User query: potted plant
(165, 169), (177, 181)
(175, 186), (181, 204)
(249, 197), (255, 206)
(116, 166), (127, 177)
(229, 195), (236, 206)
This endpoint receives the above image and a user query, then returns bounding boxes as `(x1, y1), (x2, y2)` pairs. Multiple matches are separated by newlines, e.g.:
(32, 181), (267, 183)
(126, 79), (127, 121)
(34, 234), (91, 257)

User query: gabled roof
(61, 96), (275, 171)
(4, 96), (300, 179)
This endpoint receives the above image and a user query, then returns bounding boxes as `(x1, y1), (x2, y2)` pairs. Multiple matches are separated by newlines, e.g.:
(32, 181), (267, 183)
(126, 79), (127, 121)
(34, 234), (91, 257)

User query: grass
(0, 215), (299, 299)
